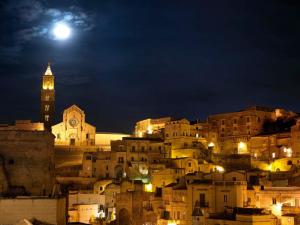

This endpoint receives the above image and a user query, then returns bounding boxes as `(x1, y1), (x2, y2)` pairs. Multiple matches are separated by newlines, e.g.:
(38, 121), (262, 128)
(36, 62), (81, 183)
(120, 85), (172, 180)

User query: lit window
(272, 152), (276, 158)
(45, 105), (50, 111)
(45, 95), (50, 101)
(45, 115), (49, 121)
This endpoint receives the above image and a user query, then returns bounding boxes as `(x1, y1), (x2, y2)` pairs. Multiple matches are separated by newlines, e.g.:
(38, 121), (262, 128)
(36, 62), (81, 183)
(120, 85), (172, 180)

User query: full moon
(53, 23), (71, 40)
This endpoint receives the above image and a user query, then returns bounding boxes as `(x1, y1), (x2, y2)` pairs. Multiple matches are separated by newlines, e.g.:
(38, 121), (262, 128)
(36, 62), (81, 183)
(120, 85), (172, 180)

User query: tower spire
(45, 62), (53, 75)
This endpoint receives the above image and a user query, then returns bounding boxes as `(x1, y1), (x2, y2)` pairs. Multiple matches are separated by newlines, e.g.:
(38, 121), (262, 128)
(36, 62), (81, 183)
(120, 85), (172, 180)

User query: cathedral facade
(52, 105), (96, 146)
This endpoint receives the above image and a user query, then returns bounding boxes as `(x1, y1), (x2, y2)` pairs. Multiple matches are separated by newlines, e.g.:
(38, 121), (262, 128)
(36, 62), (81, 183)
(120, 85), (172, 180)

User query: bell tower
(40, 63), (55, 131)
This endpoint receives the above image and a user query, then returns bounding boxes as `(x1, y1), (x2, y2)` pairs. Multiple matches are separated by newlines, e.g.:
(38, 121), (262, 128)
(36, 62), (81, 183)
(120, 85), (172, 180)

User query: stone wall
(0, 130), (55, 196)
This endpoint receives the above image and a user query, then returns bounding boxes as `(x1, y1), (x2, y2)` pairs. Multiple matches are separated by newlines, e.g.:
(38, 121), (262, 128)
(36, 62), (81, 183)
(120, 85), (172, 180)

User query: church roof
(44, 63), (53, 75)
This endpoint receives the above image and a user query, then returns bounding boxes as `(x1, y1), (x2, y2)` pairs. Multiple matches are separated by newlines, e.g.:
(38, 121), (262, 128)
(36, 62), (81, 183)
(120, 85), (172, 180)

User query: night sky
(0, 0), (299, 133)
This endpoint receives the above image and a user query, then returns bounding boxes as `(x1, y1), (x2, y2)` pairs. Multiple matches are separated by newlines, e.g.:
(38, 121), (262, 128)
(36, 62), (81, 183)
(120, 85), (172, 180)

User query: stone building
(52, 105), (96, 147)
(208, 106), (279, 155)
(186, 171), (248, 225)
(116, 181), (156, 225)
(249, 132), (291, 161)
(68, 190), (106, 224)
(134, 117), (172, 137)
(80, 136), (166, 181)
(291, 118), (300, 157)
(0, 120), (55, 196)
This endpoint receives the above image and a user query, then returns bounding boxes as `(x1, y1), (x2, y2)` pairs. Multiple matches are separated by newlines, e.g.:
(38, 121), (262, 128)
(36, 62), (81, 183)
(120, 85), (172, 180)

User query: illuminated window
(45, 95), (50, 101)
(272, 152), (276, 158)
(45, 105), (50, 111)
(238, 142), (247, 154)
(45, 115), (49, 121)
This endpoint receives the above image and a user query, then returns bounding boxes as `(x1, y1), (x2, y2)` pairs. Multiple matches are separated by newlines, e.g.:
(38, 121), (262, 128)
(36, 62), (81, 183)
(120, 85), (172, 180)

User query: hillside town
(1, 65), (300, 225)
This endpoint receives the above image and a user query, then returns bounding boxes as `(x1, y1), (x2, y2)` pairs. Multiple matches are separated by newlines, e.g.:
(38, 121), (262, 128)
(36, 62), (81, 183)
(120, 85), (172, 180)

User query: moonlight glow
(53, 23), (71, 40)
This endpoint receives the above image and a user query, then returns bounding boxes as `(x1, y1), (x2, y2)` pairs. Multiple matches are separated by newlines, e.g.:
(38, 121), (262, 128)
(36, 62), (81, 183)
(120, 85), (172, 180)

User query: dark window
(70, 138), (75, 145)
(200, 193), (206, 207)
(131, 146), (135, 152)
(272, 198), (276, 204)
(86, 155), (92, 160)
(86, 133), (90, 139)
(224, 195), (227, 203)
(8, 159), (14, 165)
(287, 160), (293, 165)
